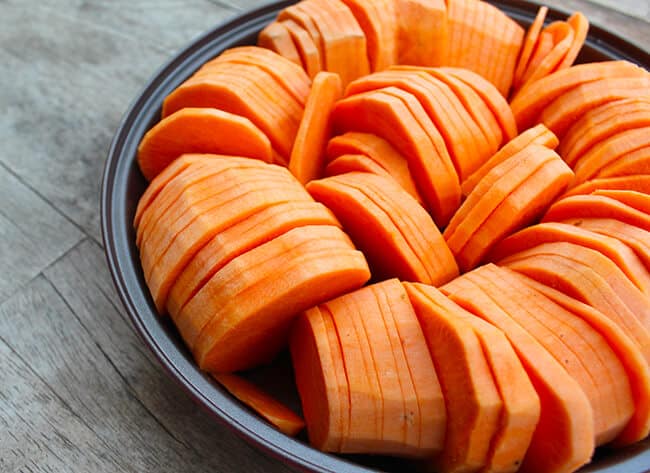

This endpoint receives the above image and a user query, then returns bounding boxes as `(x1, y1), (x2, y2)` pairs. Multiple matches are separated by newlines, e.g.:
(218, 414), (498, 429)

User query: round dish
(101, 1), (650, 471)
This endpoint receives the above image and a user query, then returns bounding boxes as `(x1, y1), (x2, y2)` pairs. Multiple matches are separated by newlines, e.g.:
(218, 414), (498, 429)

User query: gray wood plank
(0, 0), (240, 242)
(37, 238), (291, 473)
(0, 164), (83, 303)
(0, 337), (128, 473)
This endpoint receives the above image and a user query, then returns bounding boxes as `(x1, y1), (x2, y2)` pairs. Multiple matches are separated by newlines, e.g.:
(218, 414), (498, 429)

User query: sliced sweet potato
(513, 6), (548, 90)
(599, 146), (650, 178)
(543, 194), (650, 232)
(471, 264), (634, 445)
(213, 373), (305, 436)
(137, 108), (273, 181)
(542, 76), (650, 140)
(282, 18), (323, 77)
(562, 218), (650, 273)
(134, 154), (205, 229)
(406, 282), (540, 473)
(339, 0), (397, 71)
(510, 60), (648, 131)
(289, 72), (342, 184)
(257, 21), (303, 66)
(445, 145), (572, 272)
(331, 87), (460, 226)
(562, 175), (650, 198)
(592, 189), (650, 216)
(346, 70), (492, 181)
(191, 226), (370, 372)
(291, 306), (347, 451)
(502, 250), (650, 364)
(489, 222), (650, 295)
(308, 172), (458, 285)
(396, 0), (448, 67)
(209, 46), (311, 105)
(378, 280), (446, 453)
(144, 172), (312, 313)
(162, 70), (299, 158)
(166, 200), (340, 319)
(558, 98), (650, 166)
(462, 124), (558, 196)
(439, 66), (518, 141)
(518, 21), (574, 89)
(441, 271), (595, 473)
(326, 132), (422, 202)
(405, 283), (503, 472)
(509, 270), (650, 445)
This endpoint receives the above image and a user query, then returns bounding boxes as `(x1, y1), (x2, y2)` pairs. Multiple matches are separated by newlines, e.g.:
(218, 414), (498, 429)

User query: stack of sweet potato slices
(130, 1), (650, 471)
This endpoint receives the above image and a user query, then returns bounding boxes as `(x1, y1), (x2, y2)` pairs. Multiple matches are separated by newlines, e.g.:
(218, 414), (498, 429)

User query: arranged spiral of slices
(133, 1), (650, 472)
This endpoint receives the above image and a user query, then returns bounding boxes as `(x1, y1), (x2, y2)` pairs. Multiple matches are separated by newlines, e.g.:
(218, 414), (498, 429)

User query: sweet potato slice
(462, 124), (559, 196)
(134, 154), (205, 229)
(191, 226), (370, 372)
(395, 0), (448, 67)
(144, 173), (312, 313)
(510, 60), (648, 131)
(325, 288), (383, 454)
(136, 158), (273, 248)
(278, 4), (325, 67)
(282, 19), (322, 78)
(326, 132), (422, 202)
(371, 282), (421, 454)
(257, 21), (303, 67)
(543, 194), (650, 232)
(137, 108), (273, 181)
(140, 164), (304, 272)
(599, 146), (650, 178)
(563, 175), (650, 198)
(406, 282), (541, 473)
(331, 87), (460, 226)
(162, 72), (298, 158)
(289, 72), (342, 184)
(489, 222), (650, 295)
(175, 225), (354, 347)
(592, 189), (650, 216)
(346, 70), (492, 181)
(441, 272), (595, 473)
(542, 76), (650, 140)
(405, 283), (503, 472)
(325, 153), (391, 178)
(518, 21), (574, 90)
(562, 218), (650, 272)
(293, 0), (369, 87)
(472, 265), (634, 445)
(445, 146), (572, 272)
(557, 12), (589, 70)
(509, 270), (650, 445)
(339, 0), (397, 71)
(513, 6), (548, 90)
(558, 98), (650, 166)
(209, 46), (311, 105)
(502, 251), (650, 364)
(308, 173), (458, 285)
(291, 306), (347, 451)
(378, 280), (445, 453)
(166, 200), (340, 319)
(213, 373), (305, 436)
(439, 66), (518, 141)
(501, 242), (650, 330)
(332, 282), (431, 457)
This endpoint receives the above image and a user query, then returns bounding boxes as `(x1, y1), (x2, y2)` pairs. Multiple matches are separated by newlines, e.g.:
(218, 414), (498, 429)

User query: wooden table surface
(0, 1), (648, 471)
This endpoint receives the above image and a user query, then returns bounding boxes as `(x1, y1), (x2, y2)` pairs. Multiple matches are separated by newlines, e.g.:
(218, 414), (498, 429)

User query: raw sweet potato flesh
(130, 2), (650, 467)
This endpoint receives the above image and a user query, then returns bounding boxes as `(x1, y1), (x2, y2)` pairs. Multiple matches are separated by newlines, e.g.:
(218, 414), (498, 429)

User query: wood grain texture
(0, 0), (647, 472)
